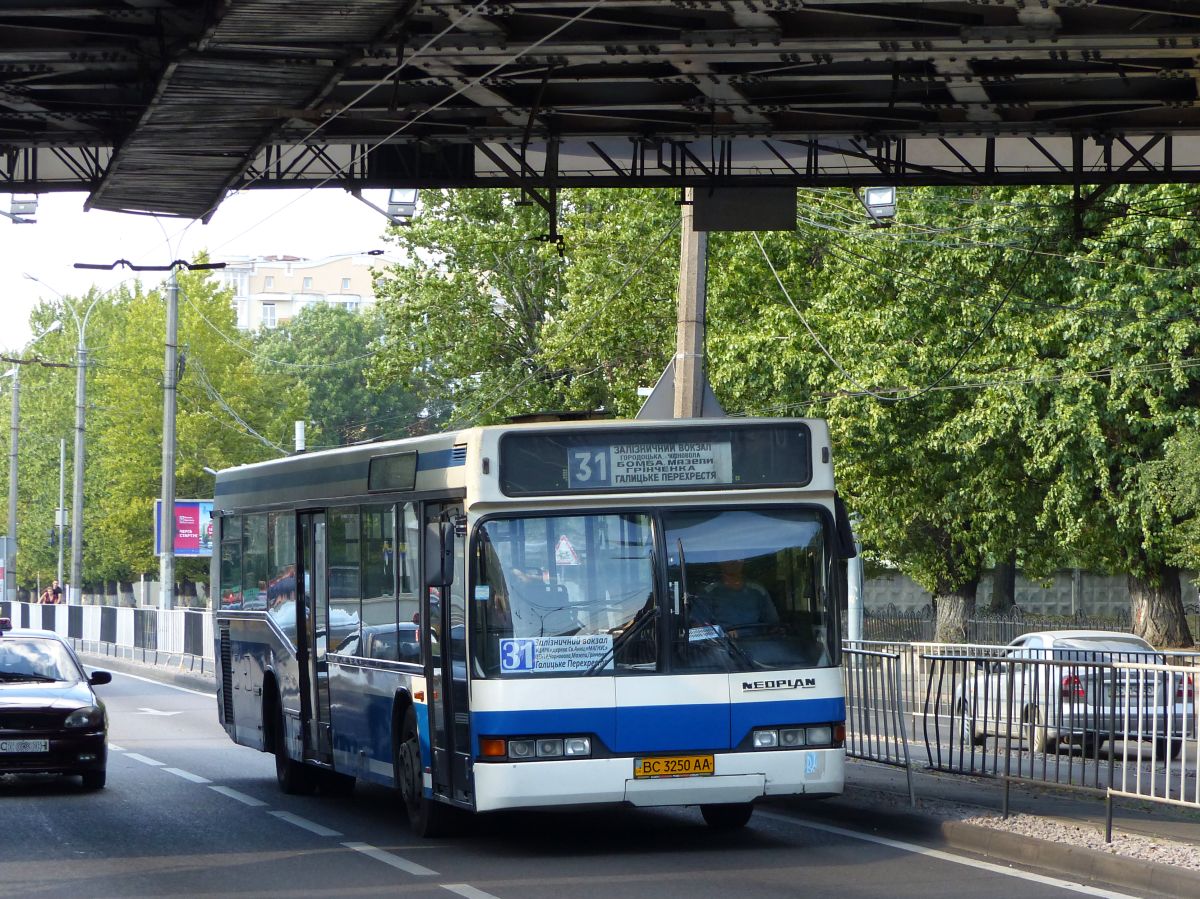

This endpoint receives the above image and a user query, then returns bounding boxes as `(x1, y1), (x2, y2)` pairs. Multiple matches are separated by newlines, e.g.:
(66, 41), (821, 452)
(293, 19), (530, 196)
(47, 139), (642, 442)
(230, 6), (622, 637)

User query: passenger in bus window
(698, 559), (779, 631)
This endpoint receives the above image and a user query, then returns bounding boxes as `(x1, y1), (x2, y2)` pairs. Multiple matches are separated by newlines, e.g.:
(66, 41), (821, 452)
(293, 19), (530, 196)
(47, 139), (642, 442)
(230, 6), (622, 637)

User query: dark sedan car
(0, 618), (112, 789)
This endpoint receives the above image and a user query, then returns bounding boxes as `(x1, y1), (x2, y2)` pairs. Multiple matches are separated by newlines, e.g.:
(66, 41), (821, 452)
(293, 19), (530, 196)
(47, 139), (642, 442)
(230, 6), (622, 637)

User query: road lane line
(208, 785), (268, 807)
(108, 743), (125, 752)
(124, 753), (164, 766)
(163, 767), (211, 783)
(104, 672), (212, 696)
(268, 811), (342, 837)
(757, 811), (1140, 899)
(342, 842), (438, 875)
(107, 670), (213, 698)
(441, 884), (501, 899)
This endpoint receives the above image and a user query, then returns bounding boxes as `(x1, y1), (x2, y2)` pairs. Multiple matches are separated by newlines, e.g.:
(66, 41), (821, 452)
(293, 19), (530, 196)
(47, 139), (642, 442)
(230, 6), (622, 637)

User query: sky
(1, 187), (399, 352)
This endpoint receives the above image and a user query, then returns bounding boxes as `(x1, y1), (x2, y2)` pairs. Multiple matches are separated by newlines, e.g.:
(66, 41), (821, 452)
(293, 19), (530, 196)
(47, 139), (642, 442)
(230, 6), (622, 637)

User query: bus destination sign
(567, 441), (733, 489)
(499, 424), (812, 496)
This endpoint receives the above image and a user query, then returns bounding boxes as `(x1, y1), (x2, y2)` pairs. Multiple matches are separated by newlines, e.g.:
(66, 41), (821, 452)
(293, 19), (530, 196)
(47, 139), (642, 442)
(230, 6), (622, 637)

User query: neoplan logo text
(741, 677), (817, 692)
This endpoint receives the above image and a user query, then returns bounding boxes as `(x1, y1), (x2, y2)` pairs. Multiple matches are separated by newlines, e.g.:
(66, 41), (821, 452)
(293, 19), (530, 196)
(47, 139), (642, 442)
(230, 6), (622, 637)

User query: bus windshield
(665, 508), (835, 672)
(472, 507), (836, 677)
(473, 513), (657, 677)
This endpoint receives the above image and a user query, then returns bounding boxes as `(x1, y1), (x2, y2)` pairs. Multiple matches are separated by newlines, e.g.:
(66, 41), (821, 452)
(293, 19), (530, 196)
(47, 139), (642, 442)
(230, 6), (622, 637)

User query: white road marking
(268, 811), (342, 837)
(107, 670), (213, 698)
(342, 842), (438, 875)
(441, 884), (501, 899)
(107, 743), (125, 752)
(163, 767), (211, 783)
(757, 811), (1141, 899)
(137, 707), (182, 717)
(208, 785), (268, 807)
(124, 753), (164, 766)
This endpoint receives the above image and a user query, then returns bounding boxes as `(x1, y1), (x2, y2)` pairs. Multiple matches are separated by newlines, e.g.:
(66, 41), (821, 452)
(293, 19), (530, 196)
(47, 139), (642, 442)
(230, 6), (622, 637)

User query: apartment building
(219, 253), (386, 330)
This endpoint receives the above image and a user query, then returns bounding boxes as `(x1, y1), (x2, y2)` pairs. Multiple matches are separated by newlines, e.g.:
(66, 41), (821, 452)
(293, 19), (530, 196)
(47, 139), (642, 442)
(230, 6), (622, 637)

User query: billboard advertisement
(154, 499), (215, 557)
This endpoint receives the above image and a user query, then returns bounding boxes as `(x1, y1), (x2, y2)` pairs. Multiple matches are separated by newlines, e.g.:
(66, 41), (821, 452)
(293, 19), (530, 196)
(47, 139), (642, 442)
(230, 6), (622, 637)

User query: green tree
(700, 188), (1073, 641)
(257, 303), (439, 445)
(372, 188), (682, 422)
(9, 268), (301, 592)
(1022, 183), (1200, 646)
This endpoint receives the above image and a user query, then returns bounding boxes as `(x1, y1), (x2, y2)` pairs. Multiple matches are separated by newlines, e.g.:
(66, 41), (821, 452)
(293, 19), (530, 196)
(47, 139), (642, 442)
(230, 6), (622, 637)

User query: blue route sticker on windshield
(499, 635), (613, 673)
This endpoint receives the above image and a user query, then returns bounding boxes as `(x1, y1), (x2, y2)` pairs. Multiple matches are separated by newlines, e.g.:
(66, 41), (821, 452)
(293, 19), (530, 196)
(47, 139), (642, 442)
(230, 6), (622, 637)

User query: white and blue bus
(212, 416), (855, 834)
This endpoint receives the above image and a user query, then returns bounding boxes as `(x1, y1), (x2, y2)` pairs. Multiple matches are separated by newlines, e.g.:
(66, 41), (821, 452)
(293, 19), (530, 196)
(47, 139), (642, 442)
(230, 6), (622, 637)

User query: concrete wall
(865, 569), (1200, 616)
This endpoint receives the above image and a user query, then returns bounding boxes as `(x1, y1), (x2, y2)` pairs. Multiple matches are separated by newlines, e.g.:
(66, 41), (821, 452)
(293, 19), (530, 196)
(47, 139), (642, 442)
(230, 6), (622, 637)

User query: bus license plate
(633, 754), (715, 778)
(0, 739), (49, 753)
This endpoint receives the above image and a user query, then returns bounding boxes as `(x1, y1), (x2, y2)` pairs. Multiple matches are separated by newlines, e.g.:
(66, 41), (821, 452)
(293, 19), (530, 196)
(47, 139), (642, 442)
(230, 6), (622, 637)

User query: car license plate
(633, 754), (715, 778)
(0, 739), (49, 753)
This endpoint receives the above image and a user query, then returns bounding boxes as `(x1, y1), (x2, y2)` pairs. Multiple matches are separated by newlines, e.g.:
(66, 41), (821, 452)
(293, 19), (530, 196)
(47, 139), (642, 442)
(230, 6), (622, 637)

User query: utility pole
(7, 362), (20, 604)
(57, 438), (65, 586)
(159, 268), (178, 610)
(73, 257), (223, 611)
(674, 188), (708, 419)
(71, 320), (87, 602)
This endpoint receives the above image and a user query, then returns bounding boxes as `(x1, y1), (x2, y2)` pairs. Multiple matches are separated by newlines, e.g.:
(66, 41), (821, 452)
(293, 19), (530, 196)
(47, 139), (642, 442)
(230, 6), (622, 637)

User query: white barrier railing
(0, 600), (213, 664)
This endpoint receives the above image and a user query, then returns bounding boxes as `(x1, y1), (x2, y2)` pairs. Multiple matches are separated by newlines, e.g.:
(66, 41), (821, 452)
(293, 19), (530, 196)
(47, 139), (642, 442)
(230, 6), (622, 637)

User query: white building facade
(219, 254), (385, 330)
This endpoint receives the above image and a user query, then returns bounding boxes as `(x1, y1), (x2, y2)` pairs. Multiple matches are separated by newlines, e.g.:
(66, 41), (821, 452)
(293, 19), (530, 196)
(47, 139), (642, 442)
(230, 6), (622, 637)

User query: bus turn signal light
(480, 738), (507, 757)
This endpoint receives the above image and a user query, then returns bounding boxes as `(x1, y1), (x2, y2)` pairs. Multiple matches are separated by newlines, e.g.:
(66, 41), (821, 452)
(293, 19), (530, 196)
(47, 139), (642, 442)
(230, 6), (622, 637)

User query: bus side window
(220, 515), (242, 609)
(328, 508), (362, 653)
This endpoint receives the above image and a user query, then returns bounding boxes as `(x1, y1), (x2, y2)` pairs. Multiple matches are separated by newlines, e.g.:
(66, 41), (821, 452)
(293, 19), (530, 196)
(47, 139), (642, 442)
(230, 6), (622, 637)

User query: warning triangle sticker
(554, 534), (580, 565)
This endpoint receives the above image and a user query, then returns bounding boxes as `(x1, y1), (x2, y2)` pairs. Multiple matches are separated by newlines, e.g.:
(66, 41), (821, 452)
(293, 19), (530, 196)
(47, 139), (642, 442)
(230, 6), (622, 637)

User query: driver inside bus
(697, 559), (779, 631)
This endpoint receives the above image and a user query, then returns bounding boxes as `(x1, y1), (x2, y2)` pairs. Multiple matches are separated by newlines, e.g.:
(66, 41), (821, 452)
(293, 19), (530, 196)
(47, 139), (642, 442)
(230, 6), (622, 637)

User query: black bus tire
(700, 802), (754, 830)
(396, 705), (455, 838)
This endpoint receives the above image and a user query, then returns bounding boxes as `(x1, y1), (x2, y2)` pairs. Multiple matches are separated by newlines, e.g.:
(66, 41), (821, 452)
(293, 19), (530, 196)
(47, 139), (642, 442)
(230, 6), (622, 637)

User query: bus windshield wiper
(685, 593), (757, 671)
(586, 606), (658, 675)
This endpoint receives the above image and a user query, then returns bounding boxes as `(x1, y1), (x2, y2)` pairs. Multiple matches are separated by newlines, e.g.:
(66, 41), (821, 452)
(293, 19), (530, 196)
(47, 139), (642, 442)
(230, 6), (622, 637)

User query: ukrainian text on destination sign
(610, 441), (732, 486)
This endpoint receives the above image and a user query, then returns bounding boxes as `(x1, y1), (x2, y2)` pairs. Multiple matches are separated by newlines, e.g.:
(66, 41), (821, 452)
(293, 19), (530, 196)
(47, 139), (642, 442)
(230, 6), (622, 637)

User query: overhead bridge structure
(6, 1), (1200, 219)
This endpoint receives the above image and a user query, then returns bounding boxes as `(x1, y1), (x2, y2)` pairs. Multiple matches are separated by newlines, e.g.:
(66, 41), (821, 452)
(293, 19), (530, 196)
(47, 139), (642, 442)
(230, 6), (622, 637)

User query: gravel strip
(847, 784), (1200, 870)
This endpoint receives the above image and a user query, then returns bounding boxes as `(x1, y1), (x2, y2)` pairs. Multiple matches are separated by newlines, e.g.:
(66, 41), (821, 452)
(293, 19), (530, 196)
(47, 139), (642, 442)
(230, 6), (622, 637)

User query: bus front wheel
(701, 802), (754, 830)
(396, 705), (454, 838)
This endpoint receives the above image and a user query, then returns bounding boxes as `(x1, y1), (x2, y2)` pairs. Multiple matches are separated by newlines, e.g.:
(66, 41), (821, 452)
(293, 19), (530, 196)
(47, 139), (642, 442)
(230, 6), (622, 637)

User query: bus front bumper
(472, 748), (844, 812)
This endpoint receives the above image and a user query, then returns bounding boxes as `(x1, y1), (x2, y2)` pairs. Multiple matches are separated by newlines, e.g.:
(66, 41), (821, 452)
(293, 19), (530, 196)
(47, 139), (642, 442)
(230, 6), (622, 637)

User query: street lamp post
(67, 298), (101, 604)
(5, 319), (63, 603)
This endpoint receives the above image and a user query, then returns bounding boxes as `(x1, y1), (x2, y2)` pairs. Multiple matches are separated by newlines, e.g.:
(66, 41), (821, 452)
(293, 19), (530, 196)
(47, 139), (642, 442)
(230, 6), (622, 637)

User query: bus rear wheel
(701, 802), (754, 830)
(396, 705), (454, 838)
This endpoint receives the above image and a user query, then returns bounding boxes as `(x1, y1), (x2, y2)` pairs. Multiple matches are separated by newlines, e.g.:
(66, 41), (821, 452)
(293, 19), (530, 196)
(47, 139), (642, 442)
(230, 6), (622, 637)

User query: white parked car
(956, 630), (1194, 758)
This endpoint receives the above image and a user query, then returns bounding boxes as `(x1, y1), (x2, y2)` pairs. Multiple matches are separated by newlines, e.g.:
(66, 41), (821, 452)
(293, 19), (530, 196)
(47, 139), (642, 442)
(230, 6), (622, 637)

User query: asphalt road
(0, 672), (1150, 899)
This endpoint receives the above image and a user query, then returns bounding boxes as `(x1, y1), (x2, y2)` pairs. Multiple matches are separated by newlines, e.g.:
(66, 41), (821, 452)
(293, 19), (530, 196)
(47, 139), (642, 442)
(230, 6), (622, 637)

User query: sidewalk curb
(789, 800), (1200, 899)
(940, 819), (1200, 899)
(78, 651), (216, 695)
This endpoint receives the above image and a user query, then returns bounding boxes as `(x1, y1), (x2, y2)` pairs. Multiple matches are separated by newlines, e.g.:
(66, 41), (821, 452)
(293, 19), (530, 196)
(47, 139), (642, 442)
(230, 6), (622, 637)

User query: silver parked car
(956, 630), (1194, 759)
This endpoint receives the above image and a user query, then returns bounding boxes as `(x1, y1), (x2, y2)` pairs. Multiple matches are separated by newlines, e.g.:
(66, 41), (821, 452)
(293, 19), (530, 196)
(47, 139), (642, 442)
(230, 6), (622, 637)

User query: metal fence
(842, 647), (915, 804)
(842, 637), (1200, 835)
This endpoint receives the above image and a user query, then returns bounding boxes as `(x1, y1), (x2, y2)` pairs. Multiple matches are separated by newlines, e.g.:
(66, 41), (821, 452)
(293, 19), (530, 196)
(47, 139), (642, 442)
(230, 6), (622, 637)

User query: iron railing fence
(1109, 661), (1199, 821)
(842, 647), (916, 804)
(842, 640), (1200, 832)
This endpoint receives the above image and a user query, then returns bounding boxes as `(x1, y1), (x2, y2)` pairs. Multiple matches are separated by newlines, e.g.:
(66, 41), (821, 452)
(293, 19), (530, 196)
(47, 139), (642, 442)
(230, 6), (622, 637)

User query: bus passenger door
(423, 502), (470, 804)
(298, 511), (332, 761)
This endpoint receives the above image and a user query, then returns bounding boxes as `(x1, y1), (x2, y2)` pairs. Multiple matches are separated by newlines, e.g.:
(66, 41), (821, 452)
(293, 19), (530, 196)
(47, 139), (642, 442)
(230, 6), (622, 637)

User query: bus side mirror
(424, 521), (455, 588)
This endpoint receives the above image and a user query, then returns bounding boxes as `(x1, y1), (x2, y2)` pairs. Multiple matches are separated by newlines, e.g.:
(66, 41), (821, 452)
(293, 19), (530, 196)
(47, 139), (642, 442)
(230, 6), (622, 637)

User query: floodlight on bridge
(348, 188), (419, 226)
(386, 188), (418, 224)
(860, 186), (896, 227)
(3, 194), (37, 224)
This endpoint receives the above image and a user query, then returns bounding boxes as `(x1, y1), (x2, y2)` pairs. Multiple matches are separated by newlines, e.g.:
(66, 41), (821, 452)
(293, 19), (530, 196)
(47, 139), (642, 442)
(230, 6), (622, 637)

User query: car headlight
(64, 706), (105, 729)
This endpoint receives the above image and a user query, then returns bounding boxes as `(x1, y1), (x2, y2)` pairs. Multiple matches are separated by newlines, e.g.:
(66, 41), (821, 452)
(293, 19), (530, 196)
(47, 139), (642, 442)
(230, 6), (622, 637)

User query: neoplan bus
(212, 417), (855, 834)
